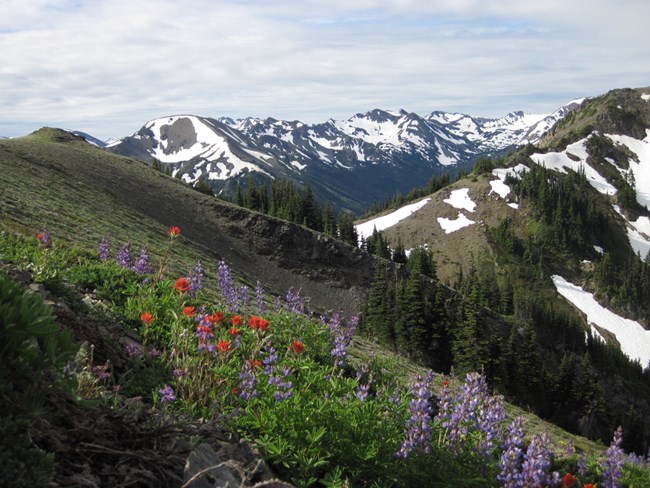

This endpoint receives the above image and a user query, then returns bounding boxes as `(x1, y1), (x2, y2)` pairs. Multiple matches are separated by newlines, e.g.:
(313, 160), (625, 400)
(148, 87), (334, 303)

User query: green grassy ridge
(0, 128), (376, 316)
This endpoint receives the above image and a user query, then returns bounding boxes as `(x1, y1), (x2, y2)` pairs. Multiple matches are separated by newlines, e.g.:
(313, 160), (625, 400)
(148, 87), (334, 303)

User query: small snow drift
(355, 198), (431, 240)
(443, 188), (476, 212)
(552, 275), (650, 367)
(437, 213), (476, 234)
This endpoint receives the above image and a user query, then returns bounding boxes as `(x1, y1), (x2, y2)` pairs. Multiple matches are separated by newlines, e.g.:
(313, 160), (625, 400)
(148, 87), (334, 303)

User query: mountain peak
(105, 100), (578, 212)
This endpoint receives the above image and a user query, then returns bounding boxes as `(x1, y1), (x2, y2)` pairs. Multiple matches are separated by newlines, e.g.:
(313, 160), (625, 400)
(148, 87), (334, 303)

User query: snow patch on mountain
(437, 213), (476, 234)
(519, 98), (585, 145)
(552, 275), (650, 367)
(437, 188), (477, 233)
(355, 198), (431, 240)
(605, 130), (650, 209)
(613, 206), (650, 259)
(444, 188), (476, 212)
(530, 138), (617, 195)
(144, 116), (270, 181)
(490, 164), (529, 201)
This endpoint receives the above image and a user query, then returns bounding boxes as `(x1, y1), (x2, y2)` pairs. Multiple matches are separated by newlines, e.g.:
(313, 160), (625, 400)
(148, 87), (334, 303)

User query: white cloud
(1, 0), (649, 140)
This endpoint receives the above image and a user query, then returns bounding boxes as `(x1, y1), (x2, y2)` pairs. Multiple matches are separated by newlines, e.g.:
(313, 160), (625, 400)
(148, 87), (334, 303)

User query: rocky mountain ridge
(105, 101), (582, 213)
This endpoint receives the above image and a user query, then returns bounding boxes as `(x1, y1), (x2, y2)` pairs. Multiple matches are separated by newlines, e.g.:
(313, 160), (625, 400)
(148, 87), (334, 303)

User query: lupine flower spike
(603, 426), (624, 488)
(133, 246), (151, 275)
(189, 260), (204, 297)
(99, 237), (110, 260)
(498, 417), (525, 488)
(116, 243), (134, 268)
(396, 370), (434, 458)
(158, 384), (176, 403)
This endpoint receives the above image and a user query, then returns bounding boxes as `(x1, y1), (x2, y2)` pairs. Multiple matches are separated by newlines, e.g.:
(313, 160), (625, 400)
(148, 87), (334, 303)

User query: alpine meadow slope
(0, 128), (375, 316)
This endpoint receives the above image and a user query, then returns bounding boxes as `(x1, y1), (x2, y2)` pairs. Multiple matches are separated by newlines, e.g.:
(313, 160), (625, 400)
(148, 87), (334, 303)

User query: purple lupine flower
(147, 347), (161, 358)
(125, 342), (142, 358)
(328, 313), (359, 367)
(217, 259), (239, 312)
(435, 371), (506, 457)
(36, 229), (52, 247)
(116, 243), (134, 268)
(356, 383), (370, 402)
(441, 372), (489, 451)
(262, 345), (279, 375)
(521, 432), (553, 487)
(577, 452), (588, 478)
(268, 365), (294, 401)
(239, 285), (251, 309)
(355, 362), (373, 402)
(255, 281), (265, 314)
(99, 238), (111, 260)
(239, 362), (258, 400)
(498, 416), (525, 488)
(91, 363), (111, 381)
(476, 392), (506, 458)
(159, 384), (176, 403)
(189, 260), (204, 298)
(602, 426), (624, 488)
(133, 246), (151, 275)
(285, 287), (305, 314)
(173, 368), (188, 378)
(550, 471), (562, 486)
(396, 370), (434, 458)
(436, 379), (454, 425)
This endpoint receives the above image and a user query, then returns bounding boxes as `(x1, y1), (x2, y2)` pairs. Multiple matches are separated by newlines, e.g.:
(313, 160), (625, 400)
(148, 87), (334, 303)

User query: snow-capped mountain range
(106, 100), (582, 212)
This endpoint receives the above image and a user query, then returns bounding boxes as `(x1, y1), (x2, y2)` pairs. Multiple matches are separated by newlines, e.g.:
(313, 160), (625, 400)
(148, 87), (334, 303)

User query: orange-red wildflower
(248, 359), (262, 368)
(140, 312), (155, 324)
(562, 473), (577, 488)
(169, 226), (181, 237)
(228, 327), (241, 336)
(183, 306), (196, 318)
(208, 312), (226, 324)
(248, 316), (270, 331)
(175, 277), (190, 293)
(231, 315), (243, 326)
(217, 339), (231, 352)
(290, 340), (305, 354)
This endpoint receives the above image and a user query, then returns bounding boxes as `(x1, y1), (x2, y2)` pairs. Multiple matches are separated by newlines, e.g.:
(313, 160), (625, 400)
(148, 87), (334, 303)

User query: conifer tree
(363, 261), (393, 347)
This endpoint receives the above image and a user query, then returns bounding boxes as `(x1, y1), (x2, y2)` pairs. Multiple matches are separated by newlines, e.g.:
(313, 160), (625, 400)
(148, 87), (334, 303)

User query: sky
(1, 0), (649, 141)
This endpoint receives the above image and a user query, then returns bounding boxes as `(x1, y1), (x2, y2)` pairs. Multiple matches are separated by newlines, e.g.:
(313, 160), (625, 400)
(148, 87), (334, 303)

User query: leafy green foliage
(3, 225), (650, 487)
(0, 271), (78, 487)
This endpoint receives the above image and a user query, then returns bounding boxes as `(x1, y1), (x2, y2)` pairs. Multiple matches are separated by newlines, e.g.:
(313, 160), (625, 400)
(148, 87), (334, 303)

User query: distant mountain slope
(0, 128), (374, 316)
(106, 102), (580, 213)
(352, 87), (650, 450)
(357, 85), (650, 355)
